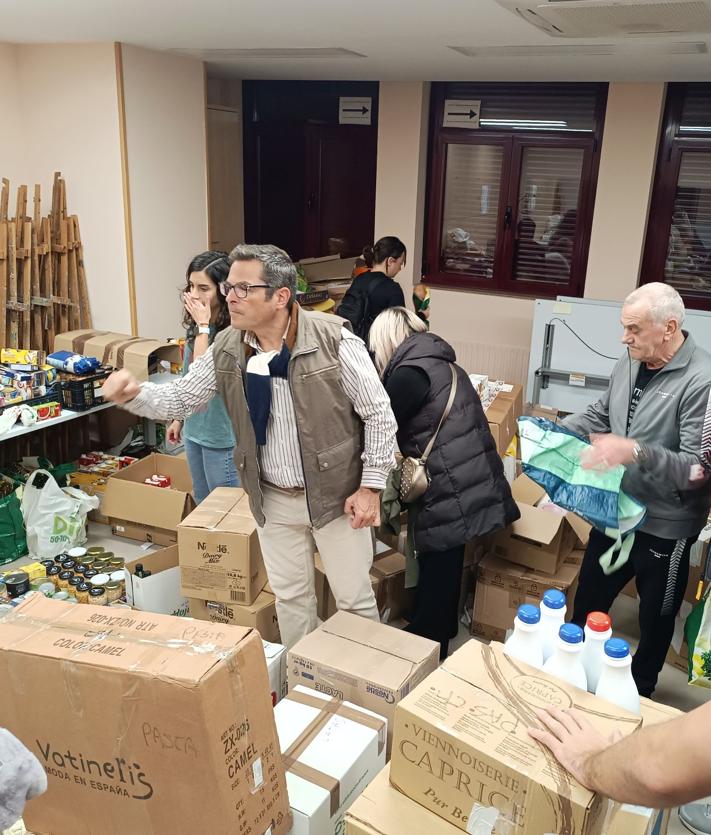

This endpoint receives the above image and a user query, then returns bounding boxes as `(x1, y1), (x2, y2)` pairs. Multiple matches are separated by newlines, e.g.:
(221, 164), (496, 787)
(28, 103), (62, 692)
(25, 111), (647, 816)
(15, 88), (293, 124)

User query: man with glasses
(103, 243), (397, 648)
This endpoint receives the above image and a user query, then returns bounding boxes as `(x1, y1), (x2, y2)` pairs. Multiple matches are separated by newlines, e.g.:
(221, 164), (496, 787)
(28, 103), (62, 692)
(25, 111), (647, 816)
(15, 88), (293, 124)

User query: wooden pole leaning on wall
(0, 173), (92, 353)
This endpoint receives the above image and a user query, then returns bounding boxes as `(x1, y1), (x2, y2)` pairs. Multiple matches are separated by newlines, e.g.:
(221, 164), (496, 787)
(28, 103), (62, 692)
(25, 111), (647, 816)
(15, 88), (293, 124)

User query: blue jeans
(183, 438), (240, 504)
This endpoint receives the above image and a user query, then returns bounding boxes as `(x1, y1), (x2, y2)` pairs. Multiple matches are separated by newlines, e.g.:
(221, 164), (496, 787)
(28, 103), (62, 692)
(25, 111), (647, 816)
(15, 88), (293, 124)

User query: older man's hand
(581, 434), (637, 471)
(344, 487), (381, 529)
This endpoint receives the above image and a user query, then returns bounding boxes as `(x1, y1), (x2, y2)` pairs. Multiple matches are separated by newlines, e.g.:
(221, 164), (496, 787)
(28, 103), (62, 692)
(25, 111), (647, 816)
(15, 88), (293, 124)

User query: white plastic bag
(20, 470), (99, 558)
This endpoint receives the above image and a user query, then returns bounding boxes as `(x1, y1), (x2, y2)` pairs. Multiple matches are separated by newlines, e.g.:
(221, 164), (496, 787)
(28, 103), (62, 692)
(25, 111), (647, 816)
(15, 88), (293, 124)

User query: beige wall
(0, 42), (131, 333)
(374, 82), (430, 292)
(121, 44), (208, 340)
(375, 81), (667, 382)
(0, 44), (22, 179)
(584, 83), (666, 301)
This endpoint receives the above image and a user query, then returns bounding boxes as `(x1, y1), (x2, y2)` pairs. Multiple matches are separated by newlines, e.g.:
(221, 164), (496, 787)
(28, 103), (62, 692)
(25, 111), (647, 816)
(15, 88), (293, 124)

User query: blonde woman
(369, 307), (519, 658)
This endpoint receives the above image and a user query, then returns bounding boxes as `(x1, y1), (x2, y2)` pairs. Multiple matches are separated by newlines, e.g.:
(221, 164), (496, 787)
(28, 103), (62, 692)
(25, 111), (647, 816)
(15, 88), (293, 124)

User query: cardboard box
(124, 545), (189, 617)
(0, 595), (291, 835)
(54, 329), (181, 382)
(471, 553), (581, 642)
(490, 474), (580, 574)
(496, 383), (524, 423)
(370, 550), (416, 623)
(345, 763), (462, 835)
(314, 553), (381, 622)
(389, 639), (642, 835)
(102, 453), (195, 546)
(527, 402), (560, 423)
(485, 393), (518, 457)
(264, 639), (287, 705)
(178, 487), (267, 606)
(288, 611), (439, 755)
(188, 589), (281, 644)
(275, 686), (386, 835)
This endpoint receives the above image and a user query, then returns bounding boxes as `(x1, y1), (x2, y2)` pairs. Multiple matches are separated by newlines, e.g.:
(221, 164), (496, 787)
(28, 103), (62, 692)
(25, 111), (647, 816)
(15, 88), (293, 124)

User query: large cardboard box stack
(471, 553), (581, 641)
(345, 764), (461, 834)
(274, 685), (386, 834)
(288, 611), (439, 754)
(124, 546), (189, 617)
(389, 639), (643, 835)
(178, 487), (267, 606)
(102, 453), (195, 546)
(491, 474), (590, 574)
(54, 329), (181, 381)
(0, 595), (291, 835)
(188, 590), (281, 643)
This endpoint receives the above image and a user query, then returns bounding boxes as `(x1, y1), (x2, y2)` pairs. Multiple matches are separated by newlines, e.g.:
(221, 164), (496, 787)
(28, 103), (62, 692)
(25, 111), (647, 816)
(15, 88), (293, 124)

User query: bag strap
(420, 363), (457, 463)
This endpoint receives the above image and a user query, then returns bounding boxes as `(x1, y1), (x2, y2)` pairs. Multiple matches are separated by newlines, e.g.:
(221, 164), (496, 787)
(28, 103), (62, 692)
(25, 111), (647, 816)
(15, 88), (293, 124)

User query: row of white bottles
(503, 599), (640, 714)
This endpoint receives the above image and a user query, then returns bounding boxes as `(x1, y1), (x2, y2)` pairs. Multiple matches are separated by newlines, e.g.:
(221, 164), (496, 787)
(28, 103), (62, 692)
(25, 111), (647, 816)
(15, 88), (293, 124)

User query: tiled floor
(5, 524), (710, 834)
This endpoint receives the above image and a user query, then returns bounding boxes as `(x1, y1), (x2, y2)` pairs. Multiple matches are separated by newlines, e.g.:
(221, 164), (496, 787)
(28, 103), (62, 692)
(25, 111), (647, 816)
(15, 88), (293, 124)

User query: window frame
(641, 83), (711, 311)
(423, 82), (608, 298)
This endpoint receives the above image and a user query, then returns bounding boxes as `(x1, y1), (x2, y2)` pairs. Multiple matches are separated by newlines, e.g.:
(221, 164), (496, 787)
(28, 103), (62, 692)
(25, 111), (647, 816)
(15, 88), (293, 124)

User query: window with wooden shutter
(642, 84), (711, 308)
(424, 83), (607, 297)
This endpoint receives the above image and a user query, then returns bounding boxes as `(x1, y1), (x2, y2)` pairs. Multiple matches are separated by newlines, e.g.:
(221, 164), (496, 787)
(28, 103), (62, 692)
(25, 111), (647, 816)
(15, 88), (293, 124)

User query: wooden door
(207, 106), (244, 253)
(304, 124), (377, 258)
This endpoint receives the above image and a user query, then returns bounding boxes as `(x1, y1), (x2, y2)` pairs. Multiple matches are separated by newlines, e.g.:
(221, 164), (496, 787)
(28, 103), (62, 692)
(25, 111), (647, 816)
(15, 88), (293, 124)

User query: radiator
(449, 340), (531, 387)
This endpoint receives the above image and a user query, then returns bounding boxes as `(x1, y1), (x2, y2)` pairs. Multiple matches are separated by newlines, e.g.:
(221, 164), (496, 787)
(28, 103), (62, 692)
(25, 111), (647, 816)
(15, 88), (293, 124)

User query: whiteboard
(526, 296), (711, 413)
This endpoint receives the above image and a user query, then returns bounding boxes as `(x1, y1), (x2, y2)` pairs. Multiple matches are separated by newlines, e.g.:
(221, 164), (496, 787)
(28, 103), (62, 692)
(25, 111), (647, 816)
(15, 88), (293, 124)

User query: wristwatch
(197, 325), (210, 335)
(632, 441), (647, 465)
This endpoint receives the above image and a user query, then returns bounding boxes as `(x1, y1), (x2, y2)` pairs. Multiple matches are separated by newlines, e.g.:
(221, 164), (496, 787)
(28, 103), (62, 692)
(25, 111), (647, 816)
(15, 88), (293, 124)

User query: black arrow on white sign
(447, 108), (478, 119)
(343, 106), (369, 115)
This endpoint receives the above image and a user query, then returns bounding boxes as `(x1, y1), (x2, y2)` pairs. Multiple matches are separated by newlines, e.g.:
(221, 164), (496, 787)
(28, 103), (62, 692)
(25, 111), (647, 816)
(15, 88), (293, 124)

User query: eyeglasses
(219, 280), (272, 299)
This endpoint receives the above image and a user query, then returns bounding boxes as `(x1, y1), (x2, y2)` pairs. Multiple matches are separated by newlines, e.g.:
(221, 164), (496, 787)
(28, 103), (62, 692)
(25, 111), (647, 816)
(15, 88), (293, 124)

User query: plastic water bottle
(539, 588), (567, 663)
(543, 623), (588, 690)
(580, 612), (612, 693)
(504, 604), (543, 669)
(595, 638), (640, 714)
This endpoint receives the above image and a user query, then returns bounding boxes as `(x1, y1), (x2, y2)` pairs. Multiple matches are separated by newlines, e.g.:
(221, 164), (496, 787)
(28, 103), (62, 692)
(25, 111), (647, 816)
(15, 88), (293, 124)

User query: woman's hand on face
(183, 292), (211, 327)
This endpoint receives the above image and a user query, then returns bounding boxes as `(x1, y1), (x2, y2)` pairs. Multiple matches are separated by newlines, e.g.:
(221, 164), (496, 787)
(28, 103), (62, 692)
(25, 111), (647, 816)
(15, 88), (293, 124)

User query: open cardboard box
(124, 545), (189, 617)
(178, 487), (267, 606)
(490, 474), (590, 574)
(102, 453), (195, 547)
(54, 329), (181, 381)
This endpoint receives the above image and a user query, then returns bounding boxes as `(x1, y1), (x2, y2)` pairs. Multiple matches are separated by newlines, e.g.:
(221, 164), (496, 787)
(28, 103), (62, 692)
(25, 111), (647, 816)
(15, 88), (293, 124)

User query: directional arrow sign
(443, 99), (481, 129)
(339, 97), (372, 125)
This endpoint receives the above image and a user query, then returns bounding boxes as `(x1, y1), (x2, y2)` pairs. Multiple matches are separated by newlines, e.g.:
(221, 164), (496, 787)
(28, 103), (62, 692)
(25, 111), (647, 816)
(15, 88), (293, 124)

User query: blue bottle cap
(559, 623), (584, 644)
(604, 638), (630, 659)
(517, 604), (540, 625)
(542, 588), (566, 610)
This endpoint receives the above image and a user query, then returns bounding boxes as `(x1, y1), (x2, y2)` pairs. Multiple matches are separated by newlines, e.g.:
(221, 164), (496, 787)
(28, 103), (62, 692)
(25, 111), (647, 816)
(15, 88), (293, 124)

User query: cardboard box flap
(179, 488), (253, 533)
(369, 551), (406, 580)
(322, 611), (435, 667)
(512, 474), (547, 506)
(0, 595), (256, 683)
(509, 503), (565, 546)
(477, 554), (580, 590)
(566, 511), (592, 546)
(102, 476), (190, 528)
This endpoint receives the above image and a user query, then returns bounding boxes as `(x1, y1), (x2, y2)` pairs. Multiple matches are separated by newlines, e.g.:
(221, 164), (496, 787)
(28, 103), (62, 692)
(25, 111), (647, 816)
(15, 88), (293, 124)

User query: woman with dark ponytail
(338, 236), (406, 343)
(166, 251), (239, 502)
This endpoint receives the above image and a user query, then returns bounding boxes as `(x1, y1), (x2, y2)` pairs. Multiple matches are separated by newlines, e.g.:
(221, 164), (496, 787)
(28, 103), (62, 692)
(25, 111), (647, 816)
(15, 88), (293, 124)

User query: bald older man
(562, 282), (711, 697)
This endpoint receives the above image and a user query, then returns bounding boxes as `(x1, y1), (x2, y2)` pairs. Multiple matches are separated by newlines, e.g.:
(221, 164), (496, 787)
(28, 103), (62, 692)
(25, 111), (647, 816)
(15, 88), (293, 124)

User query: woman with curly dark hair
(166, 251), (239, 502)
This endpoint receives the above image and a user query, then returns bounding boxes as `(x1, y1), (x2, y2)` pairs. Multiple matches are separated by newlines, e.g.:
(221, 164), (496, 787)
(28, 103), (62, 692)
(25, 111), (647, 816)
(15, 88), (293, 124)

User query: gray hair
(624, 282), (685, 327)
(228, 243), (297, 304)
(368, 306), (427, 375)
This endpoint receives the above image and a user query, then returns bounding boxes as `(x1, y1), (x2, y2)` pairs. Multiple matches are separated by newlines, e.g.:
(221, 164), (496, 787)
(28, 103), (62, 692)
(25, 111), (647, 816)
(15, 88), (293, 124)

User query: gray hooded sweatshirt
(562, 332), (711, 539)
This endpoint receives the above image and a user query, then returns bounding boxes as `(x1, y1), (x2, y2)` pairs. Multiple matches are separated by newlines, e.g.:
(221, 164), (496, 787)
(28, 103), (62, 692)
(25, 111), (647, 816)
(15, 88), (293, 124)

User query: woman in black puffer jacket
(369, 307), (520, 658)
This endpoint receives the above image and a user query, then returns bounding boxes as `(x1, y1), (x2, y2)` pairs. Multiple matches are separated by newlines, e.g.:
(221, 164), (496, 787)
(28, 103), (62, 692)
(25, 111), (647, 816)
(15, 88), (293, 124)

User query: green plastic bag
(0, 487), (28, 565)
(685, 585), (711, 687)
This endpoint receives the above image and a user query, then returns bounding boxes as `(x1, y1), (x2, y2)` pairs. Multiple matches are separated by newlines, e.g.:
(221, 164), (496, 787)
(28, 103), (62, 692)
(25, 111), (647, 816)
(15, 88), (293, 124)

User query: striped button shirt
(124, 327), (397, 490)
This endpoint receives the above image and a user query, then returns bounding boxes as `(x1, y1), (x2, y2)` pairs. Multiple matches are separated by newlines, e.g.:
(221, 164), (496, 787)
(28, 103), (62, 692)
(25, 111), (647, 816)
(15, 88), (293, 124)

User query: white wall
(11, 43), (131, 333)
(0, 44), (22, 181)
(121, 44), (208, 340)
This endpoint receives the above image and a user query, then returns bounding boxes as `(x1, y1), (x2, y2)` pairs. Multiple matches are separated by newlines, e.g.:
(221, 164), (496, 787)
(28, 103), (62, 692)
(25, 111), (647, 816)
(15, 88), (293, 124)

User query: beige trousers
(256, 484), (380, 648)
